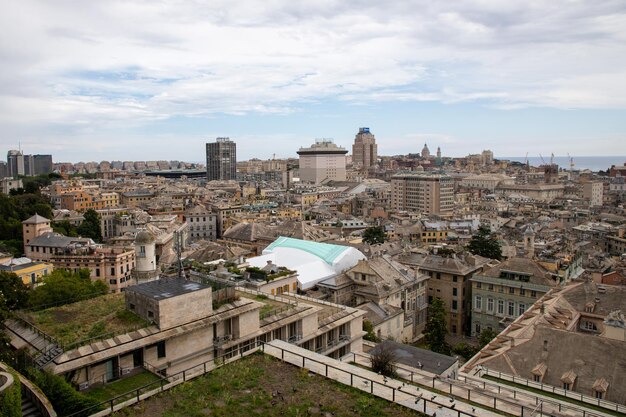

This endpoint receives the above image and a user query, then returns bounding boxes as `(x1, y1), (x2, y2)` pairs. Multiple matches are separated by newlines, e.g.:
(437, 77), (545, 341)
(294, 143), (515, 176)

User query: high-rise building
(206, 137), (237, 181)
(297, 139), (348, 184)
(7, 150), (24, 178)
(352, 127), (378, 169)
(33, 154), (53, 175)
(391, 172), (454, 215)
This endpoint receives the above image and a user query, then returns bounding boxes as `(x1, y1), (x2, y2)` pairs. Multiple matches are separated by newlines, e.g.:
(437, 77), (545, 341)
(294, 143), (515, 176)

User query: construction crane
(539, 154), (546, 165)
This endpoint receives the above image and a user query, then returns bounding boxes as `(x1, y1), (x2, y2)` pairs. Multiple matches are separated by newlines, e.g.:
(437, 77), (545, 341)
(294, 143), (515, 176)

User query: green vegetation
(28, 269), (108, 310)
(85, 371), (162, 404)
(26, 293), (148, 348)
(362, 226), (386, 245)
(25, 368), (100, 417)
(0, 365), (22, 417)
(0, 191), (54, 256)
(424, 297), (451, 355)
(467, 225), (502, 260)
(111, 353), (424, 417)
(478, 327), (498, 349)
(76, 209), (102, 242)
(452, 342), (478, 361)
(0, 271), (30, 319)
(363, 320), (380, 343)
(370, 343), (397, 377)
(51, 219), (79, 237)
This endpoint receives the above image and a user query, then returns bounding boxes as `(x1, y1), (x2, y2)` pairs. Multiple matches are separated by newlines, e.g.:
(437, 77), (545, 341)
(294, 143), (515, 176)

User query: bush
(26, 368), (101, 416)
(0, 366), (22, 417)
(370, 343), (397, 377)
(452, 342), (478, 361)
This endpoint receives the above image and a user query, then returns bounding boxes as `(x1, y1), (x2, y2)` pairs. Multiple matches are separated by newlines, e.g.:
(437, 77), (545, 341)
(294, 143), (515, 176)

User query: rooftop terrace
(23, 293), (150, 348)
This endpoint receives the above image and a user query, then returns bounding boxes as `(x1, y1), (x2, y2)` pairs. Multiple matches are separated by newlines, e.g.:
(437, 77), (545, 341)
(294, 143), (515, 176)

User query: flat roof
(126, 278), (211, 300)
(370, 340), (457, 375)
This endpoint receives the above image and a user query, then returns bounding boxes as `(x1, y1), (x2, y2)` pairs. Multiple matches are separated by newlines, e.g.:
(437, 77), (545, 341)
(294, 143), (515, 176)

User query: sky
(1, 0), (626, 162)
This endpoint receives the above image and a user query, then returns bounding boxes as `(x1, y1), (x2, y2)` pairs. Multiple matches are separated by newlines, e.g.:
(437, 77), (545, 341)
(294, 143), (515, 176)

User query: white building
(246, 236), (366, 290)
(185, 204), (217, 241)
(297, 139), (348, 184)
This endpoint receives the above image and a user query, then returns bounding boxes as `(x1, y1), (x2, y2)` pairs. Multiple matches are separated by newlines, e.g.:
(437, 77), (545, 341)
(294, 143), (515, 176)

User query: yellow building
(0, 258), (53, 287)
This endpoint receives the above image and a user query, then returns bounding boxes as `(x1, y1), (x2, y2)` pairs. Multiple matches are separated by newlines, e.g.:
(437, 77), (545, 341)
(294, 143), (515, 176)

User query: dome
(135, 230), (156, 244)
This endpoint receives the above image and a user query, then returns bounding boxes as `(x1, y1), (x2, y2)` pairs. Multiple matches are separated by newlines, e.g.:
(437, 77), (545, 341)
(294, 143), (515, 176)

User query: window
(488, 284), (494, 291)
(533, 374), (541, 382)
(96, 268), (100, 277)
(452, 275), (458, 282)
(509, 287), (515, 294)
(476, 282), (482, 289)
(475, 323), (481, 334)
(148, 310), (154, 319)
(519, 304), (526, 315)
(109, 279), (117, 284)
(452, 288), (457, 296)
(594, 390), (603, 400)
(520, 288), (526, 296)
(531, 290), (537, 298)
(498, 286), (504, 293)
(129, 303), (135, 310)
(111, 267), (115, 275)
(475, 296), (482, 310)
(563, 382), (570, 391)
(436, 273), (441, 280)
(508, 301), (515, 316)
(487, 298), (494, 312)
(157, 341), (166, 359)
(452, 300), (458, 311)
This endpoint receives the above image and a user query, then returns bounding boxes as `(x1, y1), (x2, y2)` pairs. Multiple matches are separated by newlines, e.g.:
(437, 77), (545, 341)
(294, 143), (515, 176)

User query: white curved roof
(247, 236), (366, 290)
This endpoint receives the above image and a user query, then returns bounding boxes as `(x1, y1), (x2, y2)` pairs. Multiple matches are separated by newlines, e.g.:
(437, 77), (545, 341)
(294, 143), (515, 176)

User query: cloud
(0, 0), (625, 159)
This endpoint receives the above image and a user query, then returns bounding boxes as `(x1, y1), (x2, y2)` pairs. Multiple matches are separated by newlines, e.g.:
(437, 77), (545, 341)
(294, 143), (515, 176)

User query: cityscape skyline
(1, 1), (626, 161)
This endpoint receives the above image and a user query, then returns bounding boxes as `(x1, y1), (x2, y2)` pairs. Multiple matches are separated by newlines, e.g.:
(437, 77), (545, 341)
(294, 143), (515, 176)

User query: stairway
(21, 395), (44, 417)
(4, 318), (64, 368)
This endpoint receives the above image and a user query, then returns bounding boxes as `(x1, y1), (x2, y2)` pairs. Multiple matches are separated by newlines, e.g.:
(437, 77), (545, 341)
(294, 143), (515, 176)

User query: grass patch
(85, 371), (163, 404)
(26, 293), (150, 348)
(111, 353), (426, 417)
(483, 375), (622, 417)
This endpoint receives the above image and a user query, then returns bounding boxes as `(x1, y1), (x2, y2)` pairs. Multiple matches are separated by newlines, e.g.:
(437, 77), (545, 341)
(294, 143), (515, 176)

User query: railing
(259, 304), (294, 320)
(65, 338), (264, 417)
(480, 367), (626, 415)
(352, 352), (609, 417)
(265, 342), (478, 417)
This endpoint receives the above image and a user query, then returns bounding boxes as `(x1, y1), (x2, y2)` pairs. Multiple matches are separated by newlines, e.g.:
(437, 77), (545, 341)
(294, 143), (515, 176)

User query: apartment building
(297, 139), (348, 184)
(22, 214), (136, 292)
(469, 257), (559, 336)
(391, 172), (454, 215)
(396, 252), (491, 336)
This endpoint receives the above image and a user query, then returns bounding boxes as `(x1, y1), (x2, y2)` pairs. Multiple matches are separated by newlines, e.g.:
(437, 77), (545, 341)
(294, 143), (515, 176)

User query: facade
(1, 178), (23, 194)
(465, 282), (626, 404)
(6, 278), (366, 390)
(206, 137), (237, 181)
(469, 257), (559, 336)
(391, 172), (454, 215)
(22, 214), (136, 292)
(0, 257), (53, 287)
(297, 139), (348, 184)
(582, 181), (603, 207)
(185, 204), (217, 241)
(7, 150), (24, 177)
(396, 252), (491, 336)
(134, 230), (158, 283)
(351, 127), (378, 169)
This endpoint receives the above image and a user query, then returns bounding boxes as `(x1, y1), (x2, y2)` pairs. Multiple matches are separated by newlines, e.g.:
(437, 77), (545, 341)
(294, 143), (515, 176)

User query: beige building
(351, 127), (377, 170)
(22, 214), (136, 292)
(5, 278), (366, 391)
(391, 172), (454, 215)
(465, 282), (626, 405)
(582, 181), (603, 207)
(297, 139), (348, 184)
(396, 252), (492, 336)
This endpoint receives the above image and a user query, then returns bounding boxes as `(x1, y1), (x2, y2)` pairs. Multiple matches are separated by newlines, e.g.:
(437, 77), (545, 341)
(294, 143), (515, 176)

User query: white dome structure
(247, 236), (366, 290)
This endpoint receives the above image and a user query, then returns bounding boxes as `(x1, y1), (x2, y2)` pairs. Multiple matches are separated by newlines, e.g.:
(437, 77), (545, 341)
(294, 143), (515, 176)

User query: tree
(28, 269), (107, 309)
(467, 226), (502, 260)
(425, 297), (451, 355)
(370, 342), (397, 377)
(362, 226), (386, 245)
(77, 209), (102, 242)
(363, 320), (380, 343)
(478, 328), (498, 349)
(0, 271), (30, 315)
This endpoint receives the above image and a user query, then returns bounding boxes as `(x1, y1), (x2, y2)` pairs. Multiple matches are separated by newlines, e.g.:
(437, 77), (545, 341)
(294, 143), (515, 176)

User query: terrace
(20, 293), (150, 350)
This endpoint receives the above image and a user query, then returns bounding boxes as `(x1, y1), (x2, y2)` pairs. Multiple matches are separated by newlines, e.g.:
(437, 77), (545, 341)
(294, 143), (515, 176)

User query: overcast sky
(1, 0), (625, 162)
